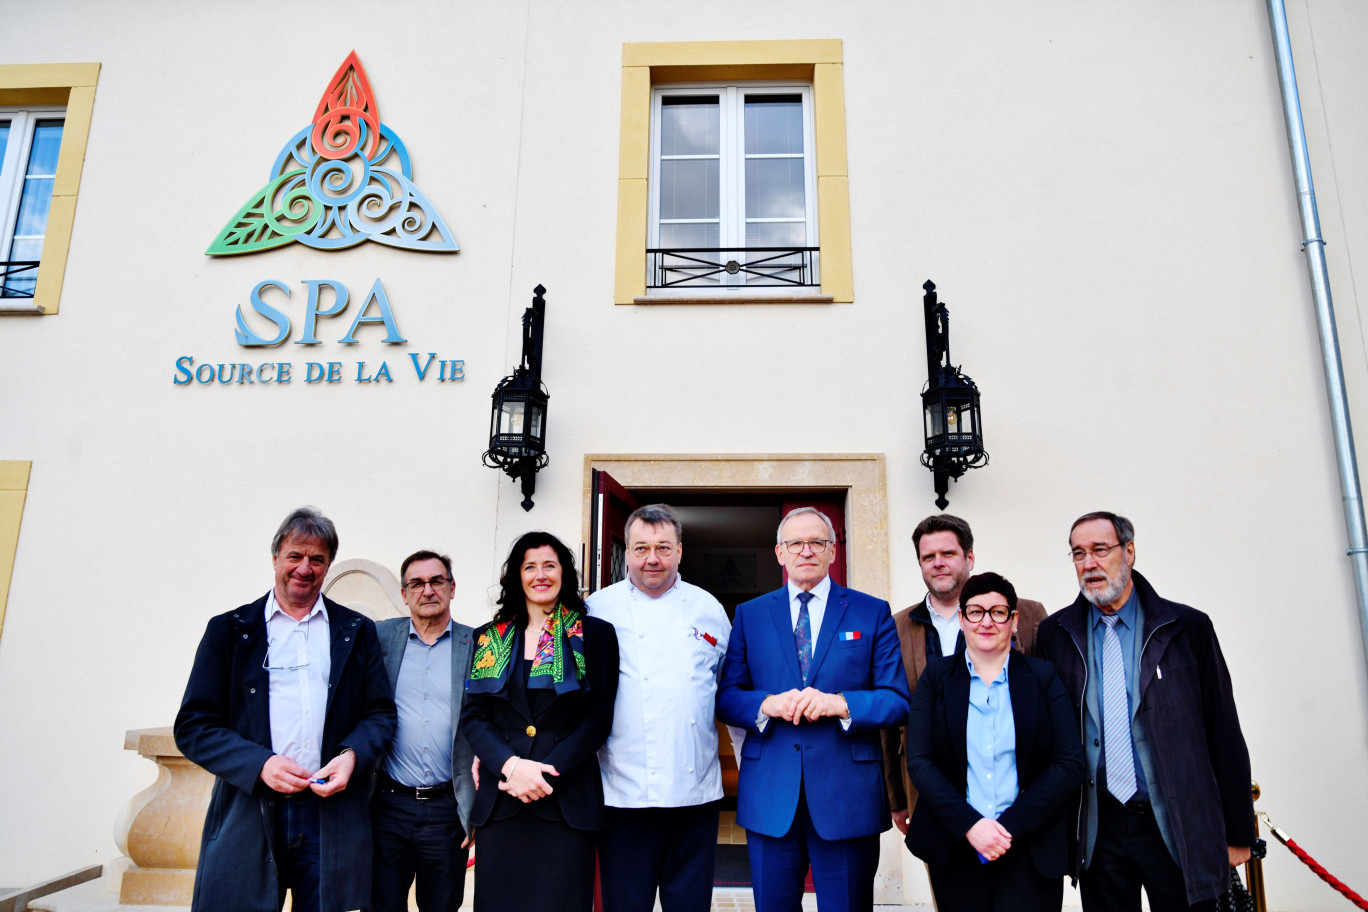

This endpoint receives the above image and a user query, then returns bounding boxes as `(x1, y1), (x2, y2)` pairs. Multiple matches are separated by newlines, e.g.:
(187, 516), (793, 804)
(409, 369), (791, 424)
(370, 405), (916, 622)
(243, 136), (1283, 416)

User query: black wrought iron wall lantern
(921, 280), (988, 509)
(483, 285), (550, 511)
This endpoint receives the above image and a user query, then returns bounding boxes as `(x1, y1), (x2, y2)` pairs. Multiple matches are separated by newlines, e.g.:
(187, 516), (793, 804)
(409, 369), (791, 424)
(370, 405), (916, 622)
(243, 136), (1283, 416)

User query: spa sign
(177, 53), (463, 386)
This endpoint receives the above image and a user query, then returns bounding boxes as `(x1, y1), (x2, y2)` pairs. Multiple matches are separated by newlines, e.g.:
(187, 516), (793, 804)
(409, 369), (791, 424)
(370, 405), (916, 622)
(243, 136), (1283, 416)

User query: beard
(1080, 560), (1131, 609)
(929, 571), (968, 598)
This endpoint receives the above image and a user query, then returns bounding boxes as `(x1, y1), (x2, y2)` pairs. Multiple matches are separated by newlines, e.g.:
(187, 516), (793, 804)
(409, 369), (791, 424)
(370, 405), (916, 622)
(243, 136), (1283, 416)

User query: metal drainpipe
(1267, 0), (1368, 681)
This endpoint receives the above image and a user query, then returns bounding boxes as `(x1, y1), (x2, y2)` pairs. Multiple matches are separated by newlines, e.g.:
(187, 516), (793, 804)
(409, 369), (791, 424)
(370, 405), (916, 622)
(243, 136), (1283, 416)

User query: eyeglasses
(263, 631), (311, 672)
(961, 605), (1015, 624)
(1069, 543), (1125, 563)
(780, 539), (833, 554)
(404, 576), (452, 594)
(629, 544), (677, 559)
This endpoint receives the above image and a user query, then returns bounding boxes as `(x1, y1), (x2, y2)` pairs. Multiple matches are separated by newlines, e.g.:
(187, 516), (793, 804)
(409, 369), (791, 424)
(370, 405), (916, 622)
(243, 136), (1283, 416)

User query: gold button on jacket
(525, 725), (537, 737)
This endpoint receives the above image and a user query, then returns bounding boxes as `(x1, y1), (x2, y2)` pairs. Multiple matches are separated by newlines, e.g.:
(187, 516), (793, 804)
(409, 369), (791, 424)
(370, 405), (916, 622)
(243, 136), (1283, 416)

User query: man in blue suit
(718, 507), (910, 912)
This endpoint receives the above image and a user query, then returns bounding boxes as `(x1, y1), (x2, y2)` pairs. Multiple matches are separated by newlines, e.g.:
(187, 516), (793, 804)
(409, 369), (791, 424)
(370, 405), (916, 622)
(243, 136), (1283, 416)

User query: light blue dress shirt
(926, 596), (963, 658)
(965, 651), (1017, 821)
(384, 619), (453, 787)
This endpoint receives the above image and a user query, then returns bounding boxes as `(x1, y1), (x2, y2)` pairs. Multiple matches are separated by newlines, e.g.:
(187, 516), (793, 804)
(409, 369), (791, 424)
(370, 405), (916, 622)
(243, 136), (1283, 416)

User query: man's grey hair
(1069, 511), (1135, 548)
(271, 506), (339, 560)
(776, 506), (837, 545)
(625, 503), (683, 543)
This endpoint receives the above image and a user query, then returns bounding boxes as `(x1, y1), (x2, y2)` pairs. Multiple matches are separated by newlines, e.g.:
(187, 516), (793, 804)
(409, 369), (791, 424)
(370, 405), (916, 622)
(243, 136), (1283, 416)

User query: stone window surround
(0, 62), (100, 316)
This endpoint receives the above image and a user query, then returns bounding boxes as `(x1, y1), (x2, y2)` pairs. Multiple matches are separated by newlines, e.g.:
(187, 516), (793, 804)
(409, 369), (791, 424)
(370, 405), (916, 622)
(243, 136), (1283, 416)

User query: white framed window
(648, 83), (818, 290)
(0, 108), (65, 299)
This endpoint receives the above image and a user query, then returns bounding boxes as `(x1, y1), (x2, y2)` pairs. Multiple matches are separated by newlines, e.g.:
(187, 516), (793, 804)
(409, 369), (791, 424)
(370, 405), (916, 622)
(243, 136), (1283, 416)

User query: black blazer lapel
(326, 601), (362, 717)
(233, 599), (271, 744)
(1137, 596), (1179, 702)
(508, 631), (533, 721)
(1008, 652), (1039, 779)
(945, 659), (971, 782)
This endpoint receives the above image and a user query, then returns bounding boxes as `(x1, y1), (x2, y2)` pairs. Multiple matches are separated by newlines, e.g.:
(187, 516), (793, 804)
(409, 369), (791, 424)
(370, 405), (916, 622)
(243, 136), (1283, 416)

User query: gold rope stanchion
(1246, 781), (1267, 912)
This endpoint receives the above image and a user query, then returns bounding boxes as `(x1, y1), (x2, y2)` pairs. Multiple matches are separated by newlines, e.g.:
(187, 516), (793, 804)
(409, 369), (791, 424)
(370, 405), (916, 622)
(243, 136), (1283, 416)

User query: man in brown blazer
(880, 514), (1047, 835)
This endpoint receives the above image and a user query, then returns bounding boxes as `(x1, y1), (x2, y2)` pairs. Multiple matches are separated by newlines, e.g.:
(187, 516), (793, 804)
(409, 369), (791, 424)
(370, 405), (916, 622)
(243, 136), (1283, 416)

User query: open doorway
(588, 477), (850, 615)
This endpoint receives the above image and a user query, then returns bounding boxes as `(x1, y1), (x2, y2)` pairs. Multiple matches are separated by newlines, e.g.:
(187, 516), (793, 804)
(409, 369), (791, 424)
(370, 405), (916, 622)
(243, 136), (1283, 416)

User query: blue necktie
(1101, 614), (1137, 803)
(794, 592), (814, 685)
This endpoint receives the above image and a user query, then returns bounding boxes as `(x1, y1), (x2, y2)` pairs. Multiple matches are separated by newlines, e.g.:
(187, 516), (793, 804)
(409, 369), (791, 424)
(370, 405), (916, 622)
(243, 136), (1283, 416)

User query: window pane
(26, 120), (64, 176)
(745, 158), (805, 219)
(659, 222), (719, 248)
(745, 221), (807, 248)
(0, 122), (10, 164)
(13, 176), (54, 237)
(660, 159), (719, 219)
(661, 97), (719, 156)
(744, 95), (803, 154)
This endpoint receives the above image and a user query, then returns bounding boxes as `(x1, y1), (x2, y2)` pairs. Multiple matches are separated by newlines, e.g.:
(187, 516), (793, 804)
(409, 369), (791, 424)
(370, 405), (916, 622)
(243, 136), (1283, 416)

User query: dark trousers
(273, 791), (322, 912)
(1081, 794), (1216, 912)
(371, 787), (469, 912)
(599, 802), (721, 912)
(746, 794), (879, 912)
(928, 840), (1062, 912)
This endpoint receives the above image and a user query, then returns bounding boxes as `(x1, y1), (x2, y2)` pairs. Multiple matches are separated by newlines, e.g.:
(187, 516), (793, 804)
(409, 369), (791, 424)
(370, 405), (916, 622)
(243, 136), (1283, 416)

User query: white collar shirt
(589, 575), (731, 808)
(264, 590), (332, 774)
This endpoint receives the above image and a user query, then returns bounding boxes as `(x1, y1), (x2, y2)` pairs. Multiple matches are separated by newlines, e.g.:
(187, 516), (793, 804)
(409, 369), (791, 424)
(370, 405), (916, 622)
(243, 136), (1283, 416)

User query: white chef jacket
(589, 576), (731, 808)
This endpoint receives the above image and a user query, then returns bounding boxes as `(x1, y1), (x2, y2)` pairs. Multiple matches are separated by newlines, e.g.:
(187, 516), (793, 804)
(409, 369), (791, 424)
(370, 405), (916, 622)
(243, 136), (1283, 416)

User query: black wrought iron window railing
(646, 247), (819, 289)
(0, 261), (40, 298)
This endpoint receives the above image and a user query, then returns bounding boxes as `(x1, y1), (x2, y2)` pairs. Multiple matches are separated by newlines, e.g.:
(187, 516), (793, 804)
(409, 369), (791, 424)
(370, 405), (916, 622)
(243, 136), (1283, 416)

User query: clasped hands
(761, 687), (849, 724)
(481, 755), (558, 803)
(260, 750), (354, 797)
(966, 818), (1013, 862)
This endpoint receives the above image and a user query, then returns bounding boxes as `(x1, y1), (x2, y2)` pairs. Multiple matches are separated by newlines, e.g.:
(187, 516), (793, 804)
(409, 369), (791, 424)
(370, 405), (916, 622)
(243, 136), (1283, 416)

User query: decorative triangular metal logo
(207, 52), (458, 256)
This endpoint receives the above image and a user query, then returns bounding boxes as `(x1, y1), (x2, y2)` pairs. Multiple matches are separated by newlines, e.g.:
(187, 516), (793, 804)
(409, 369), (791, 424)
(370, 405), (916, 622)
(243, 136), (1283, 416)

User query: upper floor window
(615, 40), (848, 305)
(649, 84), (817, 292)
(0, 109), (64, 299)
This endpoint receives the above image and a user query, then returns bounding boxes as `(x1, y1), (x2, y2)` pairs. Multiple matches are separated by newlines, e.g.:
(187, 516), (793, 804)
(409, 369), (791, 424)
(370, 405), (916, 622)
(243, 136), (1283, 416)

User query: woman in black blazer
(904, 572), (1084, 911)
(460, 531), (619, 912)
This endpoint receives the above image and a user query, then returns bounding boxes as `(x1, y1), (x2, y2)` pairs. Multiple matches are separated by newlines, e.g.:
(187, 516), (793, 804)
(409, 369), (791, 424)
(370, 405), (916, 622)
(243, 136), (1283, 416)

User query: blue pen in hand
(309, 777), (327, 784)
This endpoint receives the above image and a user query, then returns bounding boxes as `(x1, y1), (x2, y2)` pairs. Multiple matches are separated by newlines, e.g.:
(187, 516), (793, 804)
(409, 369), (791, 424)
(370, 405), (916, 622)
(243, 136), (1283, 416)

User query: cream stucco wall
(0, 2), (1365, 909)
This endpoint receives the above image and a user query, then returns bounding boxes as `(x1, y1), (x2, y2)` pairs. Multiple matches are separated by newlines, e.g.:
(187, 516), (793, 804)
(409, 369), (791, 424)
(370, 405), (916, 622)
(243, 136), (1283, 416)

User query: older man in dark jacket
(175, 507), (395, 912)
(1036, 511), (1254, 912)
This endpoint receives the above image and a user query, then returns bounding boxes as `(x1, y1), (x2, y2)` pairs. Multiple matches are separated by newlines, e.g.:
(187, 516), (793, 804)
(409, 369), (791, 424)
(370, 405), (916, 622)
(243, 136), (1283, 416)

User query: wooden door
(588, 469), (640, 593)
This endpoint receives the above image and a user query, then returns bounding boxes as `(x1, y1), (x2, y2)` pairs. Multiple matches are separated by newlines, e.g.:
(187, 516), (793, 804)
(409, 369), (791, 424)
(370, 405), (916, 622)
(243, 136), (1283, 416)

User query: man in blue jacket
(718, 507), (909, 912)
(1035, 512), (1255, 912)
(175, 507), (395, 912)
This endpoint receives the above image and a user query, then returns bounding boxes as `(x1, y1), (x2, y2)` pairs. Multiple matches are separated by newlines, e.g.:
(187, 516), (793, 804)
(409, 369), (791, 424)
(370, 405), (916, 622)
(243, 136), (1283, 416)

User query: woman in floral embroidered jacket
(460, 531), (620, 912)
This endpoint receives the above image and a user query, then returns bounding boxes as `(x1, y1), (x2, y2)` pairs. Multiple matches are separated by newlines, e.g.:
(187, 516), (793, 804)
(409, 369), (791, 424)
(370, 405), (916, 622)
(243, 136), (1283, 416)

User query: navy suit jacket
(717, 581), (909, 841)
(904, 651), (1084, 879)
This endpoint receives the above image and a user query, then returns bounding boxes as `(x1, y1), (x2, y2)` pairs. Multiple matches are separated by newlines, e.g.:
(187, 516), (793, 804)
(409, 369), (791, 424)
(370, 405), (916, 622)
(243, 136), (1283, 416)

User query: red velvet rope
(1279, 838), (1368, 910)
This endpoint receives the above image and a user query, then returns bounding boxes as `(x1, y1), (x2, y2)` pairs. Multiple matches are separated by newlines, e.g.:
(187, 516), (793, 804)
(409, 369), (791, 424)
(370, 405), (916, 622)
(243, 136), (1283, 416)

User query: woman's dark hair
(493, 531), (584, 627)
(958, 572), (1018, 614)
